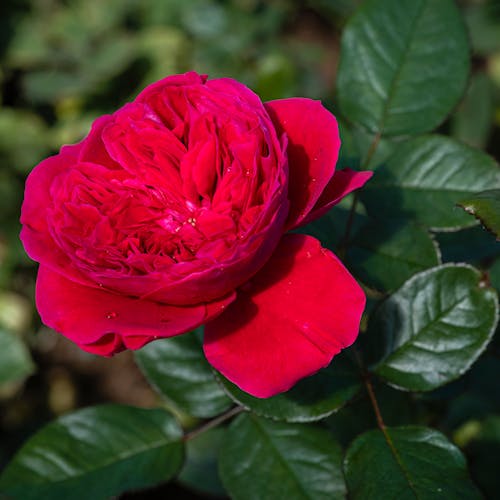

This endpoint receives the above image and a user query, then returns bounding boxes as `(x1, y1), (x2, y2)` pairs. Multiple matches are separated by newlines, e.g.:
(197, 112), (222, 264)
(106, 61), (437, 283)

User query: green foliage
(458, 189), (500, 239)
(337, 0), (469, 136)
(135, 330), (232, 418)
(0, 405), (184, 500)
(0, 328), (34, 393)
(360, 135), (500, 230)
(178, 427), (226, 497)
(370, 265), (498, 391)
(344, 426), (482, 499)
(219, 413), (346, 500)
(345, 219), (440, 291)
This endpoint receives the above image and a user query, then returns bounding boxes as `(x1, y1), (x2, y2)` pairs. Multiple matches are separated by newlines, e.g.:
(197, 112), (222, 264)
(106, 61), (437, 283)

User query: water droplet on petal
(106, 312), (117, 319)
(306, 251), (312, 259)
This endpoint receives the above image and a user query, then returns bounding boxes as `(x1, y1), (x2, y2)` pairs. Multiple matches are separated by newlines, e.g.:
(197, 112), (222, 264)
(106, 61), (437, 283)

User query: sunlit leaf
(0, 405), (184, 500)
(360, 135), (500, 230)
(370, 264), (498, 391)
(220, 413), (346, 500)
(337, 0), (469, 136)
(344, 426), (482, 499)
(135, 331), (232, 418)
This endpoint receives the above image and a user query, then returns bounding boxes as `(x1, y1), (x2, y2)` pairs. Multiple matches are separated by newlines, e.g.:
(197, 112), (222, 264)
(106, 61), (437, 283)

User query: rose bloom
(21, 72), (371, 398)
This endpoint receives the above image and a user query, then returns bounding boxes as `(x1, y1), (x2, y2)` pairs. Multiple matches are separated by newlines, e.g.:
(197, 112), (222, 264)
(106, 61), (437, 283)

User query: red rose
(21, 72), (371, 397)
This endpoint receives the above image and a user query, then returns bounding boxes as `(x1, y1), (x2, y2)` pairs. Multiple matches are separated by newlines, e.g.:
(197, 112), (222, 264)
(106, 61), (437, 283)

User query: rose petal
(135, 71), (207, 102)
(203, 233), (365, 398)
(80, 334), (126, 356)
(265, 98), (340, 230)
(36, 266), (235, 354)
(20, 143), (99, 289)
(300, 168), (373, 227)
(20, 143), (82, 258)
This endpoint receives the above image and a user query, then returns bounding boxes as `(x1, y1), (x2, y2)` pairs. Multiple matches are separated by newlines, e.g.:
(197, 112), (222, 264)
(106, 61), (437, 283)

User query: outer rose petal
(299, 168), (373, 227)
(20, 143), (82, 262)
(36, 266), (235, 354)
(204, 233), (365, 398)
(265, 98), (340, 230)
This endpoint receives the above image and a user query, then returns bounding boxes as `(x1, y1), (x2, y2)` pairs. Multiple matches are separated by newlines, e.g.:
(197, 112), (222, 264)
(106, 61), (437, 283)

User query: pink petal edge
(36, 266), (235, 354)
(299, 168), (373, 227)
(265, 98), (341, 231)
(203, 233), (366, 398)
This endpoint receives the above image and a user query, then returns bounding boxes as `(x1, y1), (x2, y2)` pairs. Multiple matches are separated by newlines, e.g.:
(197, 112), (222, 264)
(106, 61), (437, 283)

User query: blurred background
(1, 0), (500, 498)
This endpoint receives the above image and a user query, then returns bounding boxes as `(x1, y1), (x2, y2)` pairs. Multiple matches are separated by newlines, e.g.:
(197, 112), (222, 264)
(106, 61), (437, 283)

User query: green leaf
(451, 72), (493, 149)
(134, 331), (232, 418)
(360, 135), (500, 230)
(0, 328), (34, 391)
(435, 225), (499, 264)
(219, 413), (346, 500)
(337, 0), (469, 136)
(465, 416), (500, 499)
(458, 190), (500, 239)
(178, 427), (226, 497)
(465, 3), (500, 55)
(218, 350), (361, 423)
(344, 426), (482, 499)
(350, 126), (397, 169)
(346, 219), (440, 291)
(370, 264), (498, 391)
(0, 405), (184, 500)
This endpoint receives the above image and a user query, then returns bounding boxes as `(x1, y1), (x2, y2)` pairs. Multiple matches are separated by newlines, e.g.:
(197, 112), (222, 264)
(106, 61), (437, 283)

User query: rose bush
(20, 71), (371, 397)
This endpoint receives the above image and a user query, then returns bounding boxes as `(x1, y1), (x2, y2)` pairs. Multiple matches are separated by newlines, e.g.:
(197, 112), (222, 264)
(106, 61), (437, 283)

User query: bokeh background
(1, 0), (500, 498)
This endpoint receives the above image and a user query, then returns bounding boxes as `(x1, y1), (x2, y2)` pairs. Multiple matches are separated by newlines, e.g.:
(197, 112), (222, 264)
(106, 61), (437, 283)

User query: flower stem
(364, 376), (386, 430)
(183, 405), (245, 441)
(337, 132), (381, 258)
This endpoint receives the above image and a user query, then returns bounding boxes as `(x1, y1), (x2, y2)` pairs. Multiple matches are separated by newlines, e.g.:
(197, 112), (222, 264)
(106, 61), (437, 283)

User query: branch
(183, 405), (245, 442)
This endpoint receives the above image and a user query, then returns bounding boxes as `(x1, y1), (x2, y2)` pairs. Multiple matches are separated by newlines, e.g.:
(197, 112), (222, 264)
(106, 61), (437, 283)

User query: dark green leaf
(218, 350), (361, 422)
(297, 200), (368, 252)
(326, 382), (422, 448)
(435, 225), (500, 264)
(360, 135), (500, 230)
(458, 190), (500, 239)
(219, 413), (346, 500)
(337, 0), (469, 136)
(346, 219), (440, 291)
(350, 126), (397, 169)
(451, 72), (493, 149)
(0, 328), (34, 390)
(370, 264), (498, 391)
(465, 416), (500, 499)
(465, 4), (500, 55)
(344, 426), (482, 499)
(178, 427), (226, 497)
(0, 405), (184, 500)
(134, 331), (232, 418)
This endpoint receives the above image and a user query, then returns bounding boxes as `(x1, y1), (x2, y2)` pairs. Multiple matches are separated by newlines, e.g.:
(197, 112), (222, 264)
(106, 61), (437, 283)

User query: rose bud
(21, 72), (372, 398)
